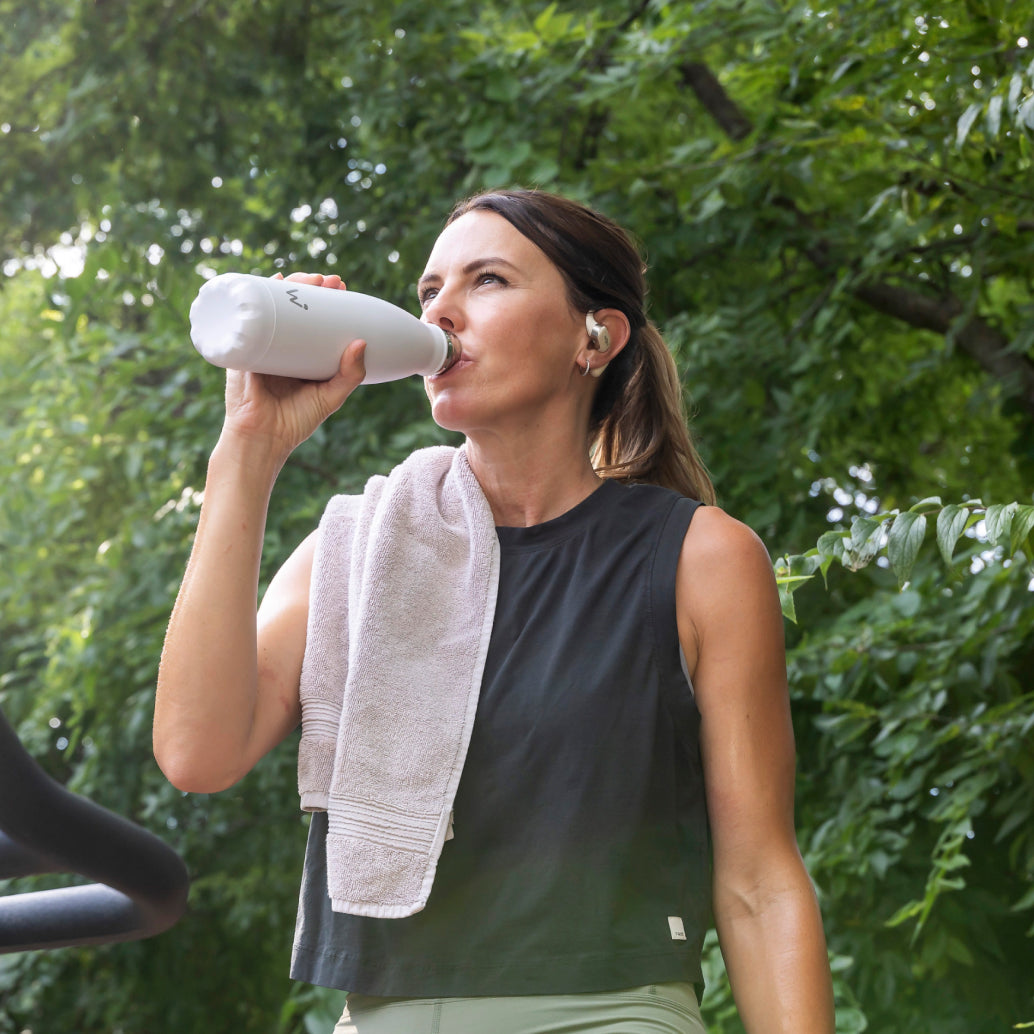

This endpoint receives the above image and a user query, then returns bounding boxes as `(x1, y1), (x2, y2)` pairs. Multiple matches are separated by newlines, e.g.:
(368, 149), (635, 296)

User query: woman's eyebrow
(417, 257), (521, 291)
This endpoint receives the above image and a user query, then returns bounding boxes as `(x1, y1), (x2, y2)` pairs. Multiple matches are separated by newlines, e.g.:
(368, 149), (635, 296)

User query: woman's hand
(221, 272), (367, 466)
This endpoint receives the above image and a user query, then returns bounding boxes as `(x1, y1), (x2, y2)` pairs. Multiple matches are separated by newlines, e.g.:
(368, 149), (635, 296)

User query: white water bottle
(188, 273), (460, 383)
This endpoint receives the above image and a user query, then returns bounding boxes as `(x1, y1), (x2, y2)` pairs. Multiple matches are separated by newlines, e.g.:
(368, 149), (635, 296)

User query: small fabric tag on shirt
(668, 916), (687, 941)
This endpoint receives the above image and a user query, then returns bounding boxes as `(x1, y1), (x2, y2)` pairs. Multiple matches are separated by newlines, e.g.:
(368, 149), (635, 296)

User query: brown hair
(446, 189), (716, 504)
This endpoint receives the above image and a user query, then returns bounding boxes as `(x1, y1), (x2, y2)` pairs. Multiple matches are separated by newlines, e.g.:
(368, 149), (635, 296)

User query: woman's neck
(464, 429), (601, 528)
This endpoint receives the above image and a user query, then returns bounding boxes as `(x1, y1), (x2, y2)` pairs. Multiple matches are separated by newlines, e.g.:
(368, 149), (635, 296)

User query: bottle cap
(434, 329), (461, 374)
(189, 273), (276, 369)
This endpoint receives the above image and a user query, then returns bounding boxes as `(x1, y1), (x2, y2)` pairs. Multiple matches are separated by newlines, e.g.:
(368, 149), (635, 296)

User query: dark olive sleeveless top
(291, 479), (707, 996)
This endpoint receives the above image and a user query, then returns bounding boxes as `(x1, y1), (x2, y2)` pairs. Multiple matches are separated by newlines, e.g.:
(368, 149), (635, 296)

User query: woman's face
(418, 210), (587, 437)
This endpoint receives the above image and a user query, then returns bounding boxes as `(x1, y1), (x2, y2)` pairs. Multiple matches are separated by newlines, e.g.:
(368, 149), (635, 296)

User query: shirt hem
(290, 941), (704, 999)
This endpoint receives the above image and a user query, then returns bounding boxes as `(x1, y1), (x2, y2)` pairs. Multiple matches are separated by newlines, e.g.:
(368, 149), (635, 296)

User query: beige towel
(297, 446), (499, 918)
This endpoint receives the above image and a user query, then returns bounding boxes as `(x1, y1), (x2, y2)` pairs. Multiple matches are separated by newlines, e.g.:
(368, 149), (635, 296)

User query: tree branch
(676, 60), (1034, 414)
(573, 106), (610, 171)
(852, 280), (1034, 412)
(567, 0), (654, 169)
(678, 61), (753, 140)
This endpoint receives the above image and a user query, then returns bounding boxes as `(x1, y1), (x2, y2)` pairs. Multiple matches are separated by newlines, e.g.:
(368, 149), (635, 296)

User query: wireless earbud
(585, 312), (611, 354)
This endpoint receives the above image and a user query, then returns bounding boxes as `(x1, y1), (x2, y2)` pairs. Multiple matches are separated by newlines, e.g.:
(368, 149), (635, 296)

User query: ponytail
(590, 322), (716, 505)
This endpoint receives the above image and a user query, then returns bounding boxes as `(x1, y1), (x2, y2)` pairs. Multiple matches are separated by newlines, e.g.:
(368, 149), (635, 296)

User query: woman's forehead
(424, 210), (546, 274)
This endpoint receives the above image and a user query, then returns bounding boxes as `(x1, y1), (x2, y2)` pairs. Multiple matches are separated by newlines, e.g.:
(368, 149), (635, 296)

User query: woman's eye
(419, 271), (505, 307)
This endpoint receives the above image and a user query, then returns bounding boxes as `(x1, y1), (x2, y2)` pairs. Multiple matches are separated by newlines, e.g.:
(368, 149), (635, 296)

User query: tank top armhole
(649, 496), (702, 729)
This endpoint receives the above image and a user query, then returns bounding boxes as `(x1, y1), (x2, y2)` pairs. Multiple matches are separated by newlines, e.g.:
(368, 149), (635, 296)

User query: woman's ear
(580, 309), (632, 380)
(585, 309), (631, 357)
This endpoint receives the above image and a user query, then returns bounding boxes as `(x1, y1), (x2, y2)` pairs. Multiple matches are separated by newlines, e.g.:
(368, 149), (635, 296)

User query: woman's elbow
(153, 741), (243, 795)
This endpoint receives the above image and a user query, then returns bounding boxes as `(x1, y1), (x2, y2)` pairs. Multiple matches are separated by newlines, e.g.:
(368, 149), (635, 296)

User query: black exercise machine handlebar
(0, 704), (189, 953)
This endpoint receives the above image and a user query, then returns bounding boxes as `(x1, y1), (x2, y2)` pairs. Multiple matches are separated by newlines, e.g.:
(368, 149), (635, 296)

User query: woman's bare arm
(153, 273), (365, 793)
(677, 507), (835, 1034)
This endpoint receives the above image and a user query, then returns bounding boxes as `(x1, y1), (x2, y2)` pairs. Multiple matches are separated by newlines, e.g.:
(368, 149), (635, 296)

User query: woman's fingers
(272, 271), (347, 290)
(336, 338), (367, 390)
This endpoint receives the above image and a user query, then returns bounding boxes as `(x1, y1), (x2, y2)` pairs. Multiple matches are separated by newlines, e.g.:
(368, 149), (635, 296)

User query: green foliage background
(1, 1), (1032, 1031)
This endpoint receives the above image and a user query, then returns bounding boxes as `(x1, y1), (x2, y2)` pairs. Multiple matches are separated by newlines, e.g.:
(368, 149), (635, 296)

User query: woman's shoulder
(678, 505), (776, 592)
(683, 504), (767, 551)
(675, 506), (782, 679)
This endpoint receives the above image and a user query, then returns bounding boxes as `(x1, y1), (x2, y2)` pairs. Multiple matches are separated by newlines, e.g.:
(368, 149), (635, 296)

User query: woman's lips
(428, 355), (472, 381)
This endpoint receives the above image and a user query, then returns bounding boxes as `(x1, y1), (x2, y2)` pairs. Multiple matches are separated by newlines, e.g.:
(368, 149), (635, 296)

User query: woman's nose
(422, 289), (461, 332)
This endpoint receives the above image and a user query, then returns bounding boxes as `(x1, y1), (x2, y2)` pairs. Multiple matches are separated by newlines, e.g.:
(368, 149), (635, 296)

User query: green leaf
(1019, 94), (1034, 130)
(830, 56), (859, 83)
(946, 935), (975, 966)
(462, 121), (496, 150)
(533, 1), (559, 34)
(816, 530), (846, 557)
(774, 553), (823, 622)
(936, 504), (969, 564)
(845, 515), (883, 570)
(885, 898), (924, 928)
(984, 502), (1017, 548)
(909, 496), (942, 514)
(836, 1007), (869, 1034)
(695, 189), (726, 221)
(986, 94), (1003, 138)
(778, 581), (798, 623)
(485, 76), (522, 102)
(816, 530), (848, 581)
(887, 511), (927, 588)
(1011, 883), (1034, 913)
(1009, 504), (1034, 558)
(861, 185), (897, 223)
(956, 102), (982, 148)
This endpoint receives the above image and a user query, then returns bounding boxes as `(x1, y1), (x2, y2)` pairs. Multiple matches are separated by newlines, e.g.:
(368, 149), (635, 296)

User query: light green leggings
(333, 982), (706, 1034)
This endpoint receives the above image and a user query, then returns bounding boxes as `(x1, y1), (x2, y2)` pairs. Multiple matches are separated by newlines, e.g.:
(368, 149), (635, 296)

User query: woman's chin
(427, 396), (473, 434)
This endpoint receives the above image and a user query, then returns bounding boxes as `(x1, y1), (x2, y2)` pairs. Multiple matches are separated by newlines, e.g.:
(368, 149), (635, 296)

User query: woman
(154, 190), (835, 1033)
